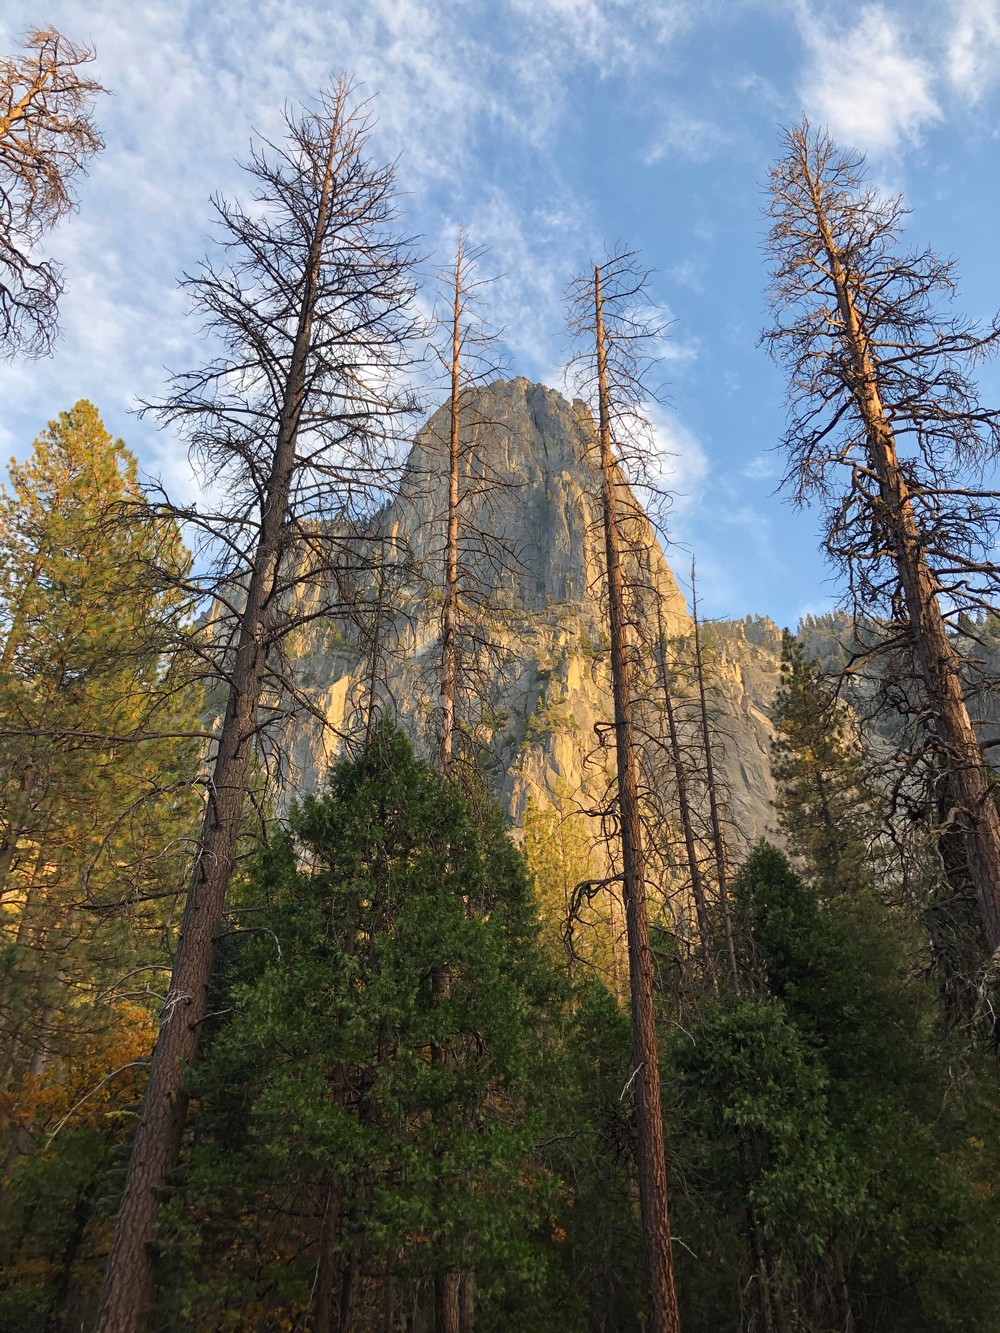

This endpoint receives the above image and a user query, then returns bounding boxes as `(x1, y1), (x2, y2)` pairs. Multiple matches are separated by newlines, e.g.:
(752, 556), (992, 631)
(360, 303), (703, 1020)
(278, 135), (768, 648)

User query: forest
(2, 23), (1000, 1333)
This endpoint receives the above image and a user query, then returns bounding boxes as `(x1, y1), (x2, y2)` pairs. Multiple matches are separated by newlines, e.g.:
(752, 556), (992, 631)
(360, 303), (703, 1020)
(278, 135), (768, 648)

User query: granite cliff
(279, 378), (782, 872)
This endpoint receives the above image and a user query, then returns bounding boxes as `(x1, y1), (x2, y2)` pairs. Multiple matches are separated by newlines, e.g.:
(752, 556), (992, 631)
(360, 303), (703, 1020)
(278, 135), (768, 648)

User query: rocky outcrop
(279, 378), (782, 868)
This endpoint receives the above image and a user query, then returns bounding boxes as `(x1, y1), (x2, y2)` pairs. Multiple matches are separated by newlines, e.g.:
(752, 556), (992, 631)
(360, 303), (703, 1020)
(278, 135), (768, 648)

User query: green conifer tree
(0, 402), (200, 1183)
(0, 404), (200, 1329)
(160, 728), (589, 1330)
(771, 631), (886, 899)
(672, 843), (1000, 1332)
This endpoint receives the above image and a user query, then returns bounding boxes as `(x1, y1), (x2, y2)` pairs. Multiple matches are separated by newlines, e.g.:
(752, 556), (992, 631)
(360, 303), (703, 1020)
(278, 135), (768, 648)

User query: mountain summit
(282, 378), (780, 859)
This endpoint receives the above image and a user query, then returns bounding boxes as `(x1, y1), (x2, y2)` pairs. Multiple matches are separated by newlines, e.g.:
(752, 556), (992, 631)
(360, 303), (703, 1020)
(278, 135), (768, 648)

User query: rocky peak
(382, 376), (689, 625)
(281, 378), (780, 869)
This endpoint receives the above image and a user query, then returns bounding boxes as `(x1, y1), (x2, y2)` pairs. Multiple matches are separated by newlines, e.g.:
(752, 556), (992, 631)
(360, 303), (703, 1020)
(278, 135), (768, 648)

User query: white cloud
(505, 0), (695, 71)
(946, 0), (1000, 102)
(464, 185), (596, 384)
(644, 109), (730, 164)
(742, 450), (781, 480)
(646, 404), (710, 514)
(795, 4), (941, 153)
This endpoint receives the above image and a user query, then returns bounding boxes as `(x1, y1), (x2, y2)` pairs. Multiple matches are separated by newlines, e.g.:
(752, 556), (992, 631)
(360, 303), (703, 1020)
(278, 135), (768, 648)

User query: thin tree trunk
(745, 1202), (777, 1333)
(653, 592), (716, 988)
(459, 1273), (475, 1333)
(381, 1256), (395, 1333)
(339, 1245), (360, 1333)
(431, 960), (460, 1333)
(593, 264), (681, 1333)
(812, 199), (1000, 957)
(439, 231), (463, 779)
(436, 1271), (461, 1333)
(434, 237), (469, 1333)
(314, 1175), (345, 1333)
(690, 565), (738, 986)
(48, 1179), (98, 1331)
(96, 112), (343, 1333)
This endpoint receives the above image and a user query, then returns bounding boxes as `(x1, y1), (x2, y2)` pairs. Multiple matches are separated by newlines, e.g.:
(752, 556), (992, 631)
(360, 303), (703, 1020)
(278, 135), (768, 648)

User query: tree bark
(690, 568), (738, 986)
(95, 115), (342, 1333)
(593, 265), (681, 1333)
(459, 1272), (475, 1333)
(431, 961), (460, 1333)
(314, 1175), (345, 1333)
(653, 593), (716, 989)
(812, 194), (1000, 957)
(436, 1271), (461, 1333)
(438, 233), (463, 779)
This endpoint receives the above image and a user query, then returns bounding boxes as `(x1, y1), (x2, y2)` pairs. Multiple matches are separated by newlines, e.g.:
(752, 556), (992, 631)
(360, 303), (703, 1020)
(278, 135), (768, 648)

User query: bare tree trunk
(439, 232), (463, 779)
(436, 1271), (461, 1333)
(653, 591), (716, 988)
(339, 1245), (360, 1332)
(593, 265), (681, 1333)
(96, 118), (342, 1333)
(459, 1273), (475, 1333)
(431, 959), (460, 1333)
(813, 204), (1000, 957)
(690, 567), (739, 987)
(433, 236), (479, 1330)
(314, 1175), (345, 1333)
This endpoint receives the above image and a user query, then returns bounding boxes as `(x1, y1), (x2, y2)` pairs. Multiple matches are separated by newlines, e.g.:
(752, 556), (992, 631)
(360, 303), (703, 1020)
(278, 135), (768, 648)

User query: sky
(3, 0), (1000, 626)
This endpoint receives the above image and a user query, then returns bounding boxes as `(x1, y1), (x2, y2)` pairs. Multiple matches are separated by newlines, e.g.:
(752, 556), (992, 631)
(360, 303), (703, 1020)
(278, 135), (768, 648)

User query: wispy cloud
(506, 0), (695, 72)
(946, 0), (1000, 102)
(644, 110), (730, 165)
(646, 404), (710, 514)
(742, 451), (781, 481)
(795, 4), (941, 153)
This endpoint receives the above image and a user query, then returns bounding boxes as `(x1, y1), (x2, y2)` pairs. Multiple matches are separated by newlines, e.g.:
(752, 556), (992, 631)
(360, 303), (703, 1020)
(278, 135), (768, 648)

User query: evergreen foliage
(5, 93), (1000, 1326)
(771, 632), (887, 899)
(0, 402), (200, 1327)
(159, 728), (634, 1330)
(673, 842), (1000, 1332)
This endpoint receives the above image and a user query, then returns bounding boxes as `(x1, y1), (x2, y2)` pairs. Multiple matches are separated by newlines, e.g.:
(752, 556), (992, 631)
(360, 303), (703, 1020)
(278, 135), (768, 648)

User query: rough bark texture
(436, 1271), (461, 1333)
(653, 594), (716, 988)
(690, 571), (739, 986)
(811, 191), (1000, 957)
(438, 234), (463, 778)
(459, 1273), (475, 1333)
(95, 121), (340, 1333)
(593, 265), (681, 1333)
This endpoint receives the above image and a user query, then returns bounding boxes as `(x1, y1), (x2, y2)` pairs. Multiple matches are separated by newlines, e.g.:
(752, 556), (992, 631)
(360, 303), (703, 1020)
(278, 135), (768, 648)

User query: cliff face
(280, 378), (781, 865)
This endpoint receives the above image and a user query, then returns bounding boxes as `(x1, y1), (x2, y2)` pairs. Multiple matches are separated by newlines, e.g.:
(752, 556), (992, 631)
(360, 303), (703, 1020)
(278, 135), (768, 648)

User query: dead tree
(648, 585), (716, 988)
(689, 562), (738, 986)
(431, 229), (506, 780)
(763, 121), (1000, 964)
(427, 229), (506, 1333)
(96, 80), (419, 1332)
(566, 249), (682, 1333)
(0, 27), (106, 356)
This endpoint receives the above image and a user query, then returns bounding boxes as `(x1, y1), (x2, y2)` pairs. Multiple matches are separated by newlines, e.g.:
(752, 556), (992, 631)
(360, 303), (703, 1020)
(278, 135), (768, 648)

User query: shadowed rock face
(280, 377), (781, 869)
(390, 376), (690, 618)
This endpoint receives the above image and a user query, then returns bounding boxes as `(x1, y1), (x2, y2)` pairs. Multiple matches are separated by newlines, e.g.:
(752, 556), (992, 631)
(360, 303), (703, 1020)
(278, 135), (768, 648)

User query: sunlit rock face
(280, 377), (781, 868)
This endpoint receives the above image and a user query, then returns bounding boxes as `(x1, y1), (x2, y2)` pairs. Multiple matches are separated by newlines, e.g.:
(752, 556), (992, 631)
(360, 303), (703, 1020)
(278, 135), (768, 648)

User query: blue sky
(3, 0), (1000, 626)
